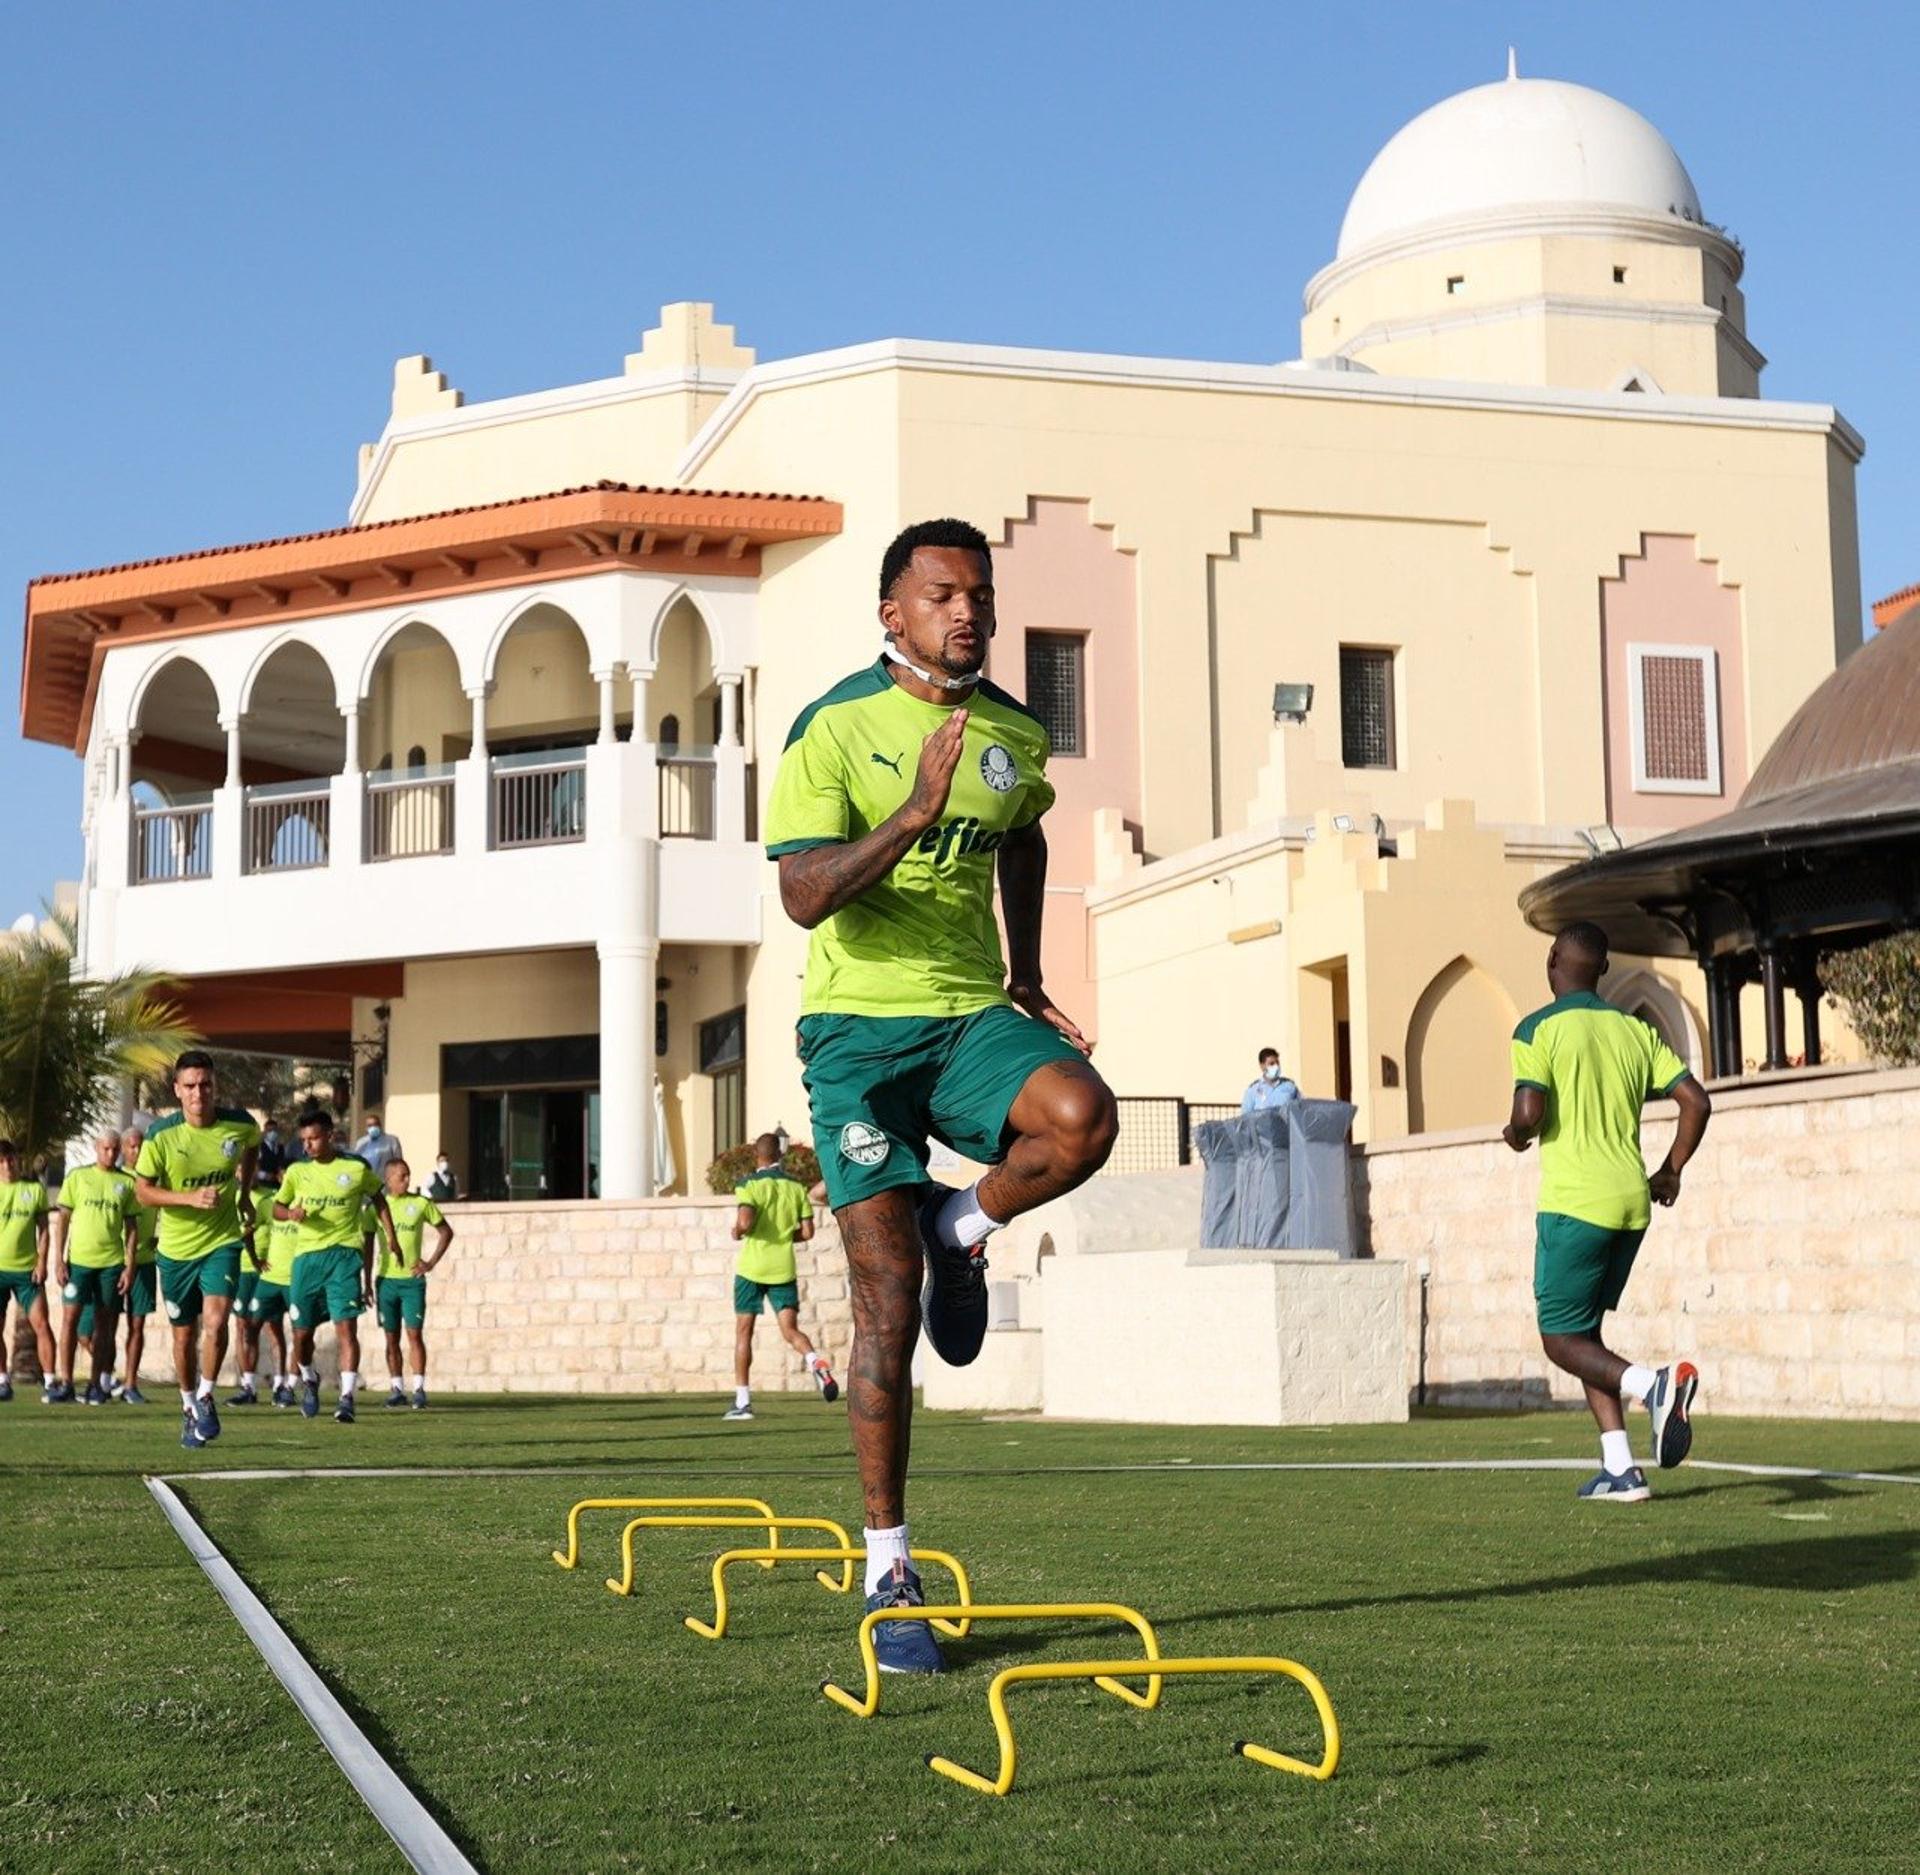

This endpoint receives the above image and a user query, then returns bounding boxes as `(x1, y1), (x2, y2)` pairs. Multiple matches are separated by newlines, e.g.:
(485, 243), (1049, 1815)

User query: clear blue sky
(3, 2), (1909, 908)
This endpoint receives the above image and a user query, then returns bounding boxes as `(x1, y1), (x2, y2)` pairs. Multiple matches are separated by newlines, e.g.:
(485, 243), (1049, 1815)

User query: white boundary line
(146, 1477), (479, 1875)
(157, 1458), (1920, 1486)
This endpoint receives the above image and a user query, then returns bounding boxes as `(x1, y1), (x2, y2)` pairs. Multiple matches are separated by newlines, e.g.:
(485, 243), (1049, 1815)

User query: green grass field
(5, 1393), (1917, 1874)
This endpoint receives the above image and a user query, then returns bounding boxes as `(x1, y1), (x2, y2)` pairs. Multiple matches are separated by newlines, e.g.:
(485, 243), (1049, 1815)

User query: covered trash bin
(1194, 1099), (1356, 1253)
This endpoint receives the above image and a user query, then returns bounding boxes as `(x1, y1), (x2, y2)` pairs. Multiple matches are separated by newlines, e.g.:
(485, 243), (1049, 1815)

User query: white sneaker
(722, 1403), (754, 1421)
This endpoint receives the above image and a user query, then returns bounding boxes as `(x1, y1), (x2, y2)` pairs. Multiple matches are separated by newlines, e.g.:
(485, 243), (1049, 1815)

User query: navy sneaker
(384, 1385), (408, 1409)
(917, 1187), (989, 1368)
(83, 1380), (110, 1407)
(1576, 1466), (1651, 1504)
(121, 1386), (148, 1407)
(45, 1379), (76, 1405)
(179, 1410), (208, 1450)
(410, 1388), (428, 1410)
(192, 1393), (221, 1443)
(226, 1385), (259, 1407)
(867, 1562), (945, 1674)
(299, 1377), (320, 1419)
(0, 1378), (12, 1402)
(272, 1382), (294, 1409)
(1647, 1362), (1700, 1470)
(335, 1396), (356, 1424)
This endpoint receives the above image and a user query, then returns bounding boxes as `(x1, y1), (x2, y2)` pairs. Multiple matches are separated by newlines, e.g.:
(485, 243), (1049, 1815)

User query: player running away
(1504, 921), (1713, 1502)
(725, 1132), (837, 1420)
(765, 518), (1117, 1672)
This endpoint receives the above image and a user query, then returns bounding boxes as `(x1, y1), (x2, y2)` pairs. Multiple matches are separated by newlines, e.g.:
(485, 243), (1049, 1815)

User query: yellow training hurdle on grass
(824, 1603), (1162, 1720)
(688, 1547), (976, 1642)
(604, 1515), (855, 1598)
(551, 1497), (788, 1573)
(927, 1655), (1341, 1797)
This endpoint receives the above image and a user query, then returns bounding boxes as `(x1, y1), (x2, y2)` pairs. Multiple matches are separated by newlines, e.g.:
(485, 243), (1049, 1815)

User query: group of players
(0, 1052), (453, 1447)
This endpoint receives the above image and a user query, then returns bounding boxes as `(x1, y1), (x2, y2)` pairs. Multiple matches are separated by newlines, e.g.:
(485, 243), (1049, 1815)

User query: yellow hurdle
(928, 1655), (1341, 1798)
(604, 1514), (855, 1598)
(551, 1497), (788, 1573)
(689, 1548), (976, 1643)
(824, 1603), (1162, 1720)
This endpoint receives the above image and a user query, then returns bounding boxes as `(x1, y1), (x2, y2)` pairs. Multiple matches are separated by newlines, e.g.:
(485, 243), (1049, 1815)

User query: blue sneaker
(226, 1385), (259, 1407)
(917, 1188), (989, 1368)
(866, 1562), (945, 1674)
(334, 1395), (356, 1424)
(192, 1393), (221, 1443)
(83, 1380), (110, 1406)
(1647, 1362), (1699, 1470)
(1576, 1466), (1651, 1504)
(383, 1385), (408, 1409)
(45, 1378), (76, 1405)
(272, 1382), (294, 1409)
(122, 1386), (148, 1406)
(410, 1387), (428, 1410)
(0, 1378), (13, 1402)
(179, 1409), (208, 1450)
(299, 1377), (320, 1419)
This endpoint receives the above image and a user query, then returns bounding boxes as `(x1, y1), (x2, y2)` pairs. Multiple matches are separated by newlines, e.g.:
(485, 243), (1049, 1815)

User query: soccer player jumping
(765, 518), (1117, 1672)
(1504, 921), (1713, 1502)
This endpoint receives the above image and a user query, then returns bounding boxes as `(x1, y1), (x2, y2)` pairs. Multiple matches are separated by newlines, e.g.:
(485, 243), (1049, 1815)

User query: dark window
(1339, 648), (1396, 769)
(1024, 632), (1085, 756)
(656, 998), (668, 1058)
(659, 714), (680, 750)
(442, 1034), (600, 1090)
(406, 744), (427, 772)
(701, 1005), (747, 1153)
(698, 1007), (745, 1074)
(1639, 653), (1711, 784)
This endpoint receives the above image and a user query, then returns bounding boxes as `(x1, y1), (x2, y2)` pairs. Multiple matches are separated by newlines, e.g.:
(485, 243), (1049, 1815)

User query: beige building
(22, 68), (1865, 1192)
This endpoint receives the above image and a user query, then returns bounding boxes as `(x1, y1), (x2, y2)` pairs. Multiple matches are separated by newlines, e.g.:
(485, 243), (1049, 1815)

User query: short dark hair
(172, 1049), (215, 1080)
(1556, 921), (1610, 966)
(0, 1139), (16, 1157)
(295, 1106), (335, 1133)
(386, 1156), (409, 1177)
(878, 518), (991, 601)
(1258, 1047), (1280, 1064)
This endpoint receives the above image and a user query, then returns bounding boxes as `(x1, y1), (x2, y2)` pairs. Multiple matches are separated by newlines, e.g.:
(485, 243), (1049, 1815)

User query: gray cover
(1194, 1101), (1355, 1251)
(1286, 1099), (1358, 1256)
(1194, 1117), (1242, 1248)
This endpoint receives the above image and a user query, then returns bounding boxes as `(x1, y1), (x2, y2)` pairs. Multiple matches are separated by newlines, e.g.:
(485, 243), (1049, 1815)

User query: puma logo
(871, 751), (904, 776)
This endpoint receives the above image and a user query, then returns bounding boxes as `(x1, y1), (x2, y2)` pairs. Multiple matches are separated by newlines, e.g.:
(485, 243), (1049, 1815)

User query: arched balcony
(238, 640), (343, 873)
(127, 657), (222, 884)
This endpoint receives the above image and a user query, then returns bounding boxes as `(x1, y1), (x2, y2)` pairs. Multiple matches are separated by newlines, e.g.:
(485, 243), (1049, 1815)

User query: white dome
(1337, 76), (1705, 260)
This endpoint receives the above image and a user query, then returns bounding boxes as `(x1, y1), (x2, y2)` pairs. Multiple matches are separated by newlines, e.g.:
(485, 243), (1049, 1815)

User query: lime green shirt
(55, 1165), (137, 1269)
(1512, 991), (1690, 1231)
(764, 658), (1055, 1017)
(130, 1195), (159, 1266)
(379, 1192), (445, 1279)
(0, 1179), (49, 1273)
(274, 1155), (383, 1256)
(254, 1213), (296, 1285)
(135, 1110), (262, 1262)
(733, 1170), (811, 1285)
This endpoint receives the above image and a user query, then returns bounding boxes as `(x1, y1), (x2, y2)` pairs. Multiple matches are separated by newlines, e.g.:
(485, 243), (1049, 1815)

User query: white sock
(734, 1386), (751, 1409)
(389, 1374), (405, 1391)
(804, 1351), (823, 1371)
(194, 1377), (214, 1400)
(300, 1365), (318, 1383)
(1619, 1363), (1657, 1403)
(274, 1374), (290, 1388)
(411, 1375), (426, 1393)
(935, 1180), (1002, 1251)
(100, 1371), (115, 1389)
(864, 1523), (912, 1595)
(1601, 1429), (1635, 1475)
(180, 1389), (195, 1410)
(241, 1371), (258, 1393)
(341, 1371), (359, 1398)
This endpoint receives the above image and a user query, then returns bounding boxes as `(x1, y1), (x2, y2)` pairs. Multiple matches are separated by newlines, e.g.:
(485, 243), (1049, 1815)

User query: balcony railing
(659, 749), (716, 840)
(491, 747), (587, 849)
(245, 780), (332, 874)
(131, 797), (212, 884)
(367, 765), (456, 861)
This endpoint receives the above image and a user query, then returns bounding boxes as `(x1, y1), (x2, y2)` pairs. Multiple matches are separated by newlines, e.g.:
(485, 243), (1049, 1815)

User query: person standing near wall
(0, 1140), (55, 1402)
(1241, 1047), (1300, 1113)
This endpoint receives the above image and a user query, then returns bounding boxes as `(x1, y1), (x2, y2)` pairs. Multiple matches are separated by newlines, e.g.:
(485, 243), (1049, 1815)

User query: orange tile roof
(21, 481), (841, 752)
(1872, 579), (1920, 629)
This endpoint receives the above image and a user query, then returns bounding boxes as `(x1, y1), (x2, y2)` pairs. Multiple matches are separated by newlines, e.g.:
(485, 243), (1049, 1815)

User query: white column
(595, 668), (619, 746)
(630, 670), (659, 838)
(596, 938), (660, 1199)
(341, 706), (362, 775)
(101, 733), (135, 890)
(213, 716), (245, 879)
(718, 675), (742, 746)
(713, 671), (746, 842)
(457, 684), (492, 857)
(224, 718), (243, 788)
(469, 686), (489, 760)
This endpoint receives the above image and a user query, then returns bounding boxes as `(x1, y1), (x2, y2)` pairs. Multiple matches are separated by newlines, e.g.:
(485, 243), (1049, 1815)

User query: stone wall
(1359, 1066), (1920, 1419)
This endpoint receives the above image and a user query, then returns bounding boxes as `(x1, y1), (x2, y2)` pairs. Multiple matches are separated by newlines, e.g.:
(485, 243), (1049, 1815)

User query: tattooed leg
(976, 1056), (1119, 1223)
(838, 1189), (922, 1529)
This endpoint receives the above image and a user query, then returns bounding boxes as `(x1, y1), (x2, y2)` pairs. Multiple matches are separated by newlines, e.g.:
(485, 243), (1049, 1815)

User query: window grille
(1339, 648), (1396, 769)
(1024, 632), (1085, 756)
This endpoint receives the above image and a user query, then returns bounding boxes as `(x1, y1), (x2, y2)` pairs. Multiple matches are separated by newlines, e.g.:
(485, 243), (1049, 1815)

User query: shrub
(1819, 935), (1920, 1066)
(704, 1142), (823, 1195)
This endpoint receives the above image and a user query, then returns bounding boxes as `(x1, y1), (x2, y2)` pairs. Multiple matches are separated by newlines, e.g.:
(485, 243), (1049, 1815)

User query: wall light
(1272, 682), (1315, 724)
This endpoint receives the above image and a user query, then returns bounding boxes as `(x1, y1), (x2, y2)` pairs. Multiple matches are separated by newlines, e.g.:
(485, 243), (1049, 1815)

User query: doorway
(466, 1088), (599, 1199)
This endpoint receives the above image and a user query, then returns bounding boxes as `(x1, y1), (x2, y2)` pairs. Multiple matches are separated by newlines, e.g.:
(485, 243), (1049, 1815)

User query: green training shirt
(55, 1165), (137, 1269)
(379, 1192), (445, 1279)
(274, 1155), (382, 1256)
(254, 1213), (296, 1285)
(135, 1110), (261, 1262)
(0, 1178), (48, 1273)
(764, 657), (1054, 1017)
(1511, 990), (1690, 1232)
(733, 1169), (811, 1285)
(130, 1193), (159, 1266)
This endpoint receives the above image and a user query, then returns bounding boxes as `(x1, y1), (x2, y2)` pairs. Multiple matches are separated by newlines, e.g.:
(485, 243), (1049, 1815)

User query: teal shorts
(376, 1276), (427, 1333)
(235, 1268), (262, 1312)
(158, 1245), (243, 1326)
(250, 1279), (291, 1327)
(123, 1263), (157, 1318)
(798, 1003), (1088, 1210)
(2, 1268), (44, 1313)
(60, 1265), (122, 1315)
(1533, 1213), (1647, 1335)
(290, 1247), (364, 1328)
(733, 1276), (799, 1316)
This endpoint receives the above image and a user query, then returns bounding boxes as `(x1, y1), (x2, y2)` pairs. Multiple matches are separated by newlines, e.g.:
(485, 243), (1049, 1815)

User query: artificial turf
(3, 1393), (1916, 1874)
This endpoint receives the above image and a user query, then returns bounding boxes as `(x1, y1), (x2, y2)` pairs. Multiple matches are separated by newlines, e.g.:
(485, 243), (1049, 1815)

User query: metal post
(1797, 961), (1823, 1068)
(1760, 947), (1789, 1072)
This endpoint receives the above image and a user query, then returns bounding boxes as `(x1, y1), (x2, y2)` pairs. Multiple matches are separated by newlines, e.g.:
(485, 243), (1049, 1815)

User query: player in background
(229, 1194), (292, 1408)
(375, 1158), (451, 1409)
(765, 519), (1117, 1671)
(247, 1204), (299, 1408)
(133, 1053), (261, 1449)
(1504, 921), (1713, 1502)
(113, 1123), (159, 1404)
(274, 1108), (397, 1424)
(725, 1133), (838, 1421)
(51, 1131), (137, 1405)
(0, 1140), (56, 1404)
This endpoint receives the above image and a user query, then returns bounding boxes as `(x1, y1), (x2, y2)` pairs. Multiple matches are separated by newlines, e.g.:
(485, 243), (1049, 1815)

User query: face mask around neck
(883, 642), (978, 693)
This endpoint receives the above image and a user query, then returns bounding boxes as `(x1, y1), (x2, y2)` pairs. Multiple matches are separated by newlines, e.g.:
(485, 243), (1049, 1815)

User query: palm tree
(0, 911), (198, 1171)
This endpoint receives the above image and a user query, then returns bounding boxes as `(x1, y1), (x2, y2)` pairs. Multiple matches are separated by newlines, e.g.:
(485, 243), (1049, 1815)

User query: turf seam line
(145, 1477), (479, 1875)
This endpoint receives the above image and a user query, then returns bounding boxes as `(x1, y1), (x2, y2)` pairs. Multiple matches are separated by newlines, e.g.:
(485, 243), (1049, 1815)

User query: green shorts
(798, 1003), (1088, 1210)
(123, 1263), (157, 1318)
(235, 1267), (262, 1312)
(60, 1265), (123, 1315)
(290, 1247), (365, 1328)
(2, 1268), (44, 1313)
(1533, 1213), (1647, 1335)
(733, 1275), (799, 1316)
(158, 1246), (243, 1326)
(250, 1279), (291, 1326)
(377, 1276), (427, 1333)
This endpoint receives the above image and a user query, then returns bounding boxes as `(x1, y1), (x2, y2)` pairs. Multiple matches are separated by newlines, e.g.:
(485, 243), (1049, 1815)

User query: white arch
(355, 612), (463, 703)
(1605, 968), (1705, 1075)
(237, 629), (351, 717)
(480, 590), (594, 688)
(127, 649), (227, 735)
(641, 583), (723, 674)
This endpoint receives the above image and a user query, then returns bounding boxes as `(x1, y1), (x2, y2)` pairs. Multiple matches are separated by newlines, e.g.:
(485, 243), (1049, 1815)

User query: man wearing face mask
(1241, 1047), (1300, 1114)
(425, 1152), (458, 1202)
(350, 1113), (403, 1179)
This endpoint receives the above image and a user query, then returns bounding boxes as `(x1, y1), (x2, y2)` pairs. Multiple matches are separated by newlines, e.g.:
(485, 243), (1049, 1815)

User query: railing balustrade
(245, 779), (332, 874)
(491, 747), (587, 849)
(659, 749), (717, 840)
(367, 765), (456, 861)
(130, 797), (212, 884)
